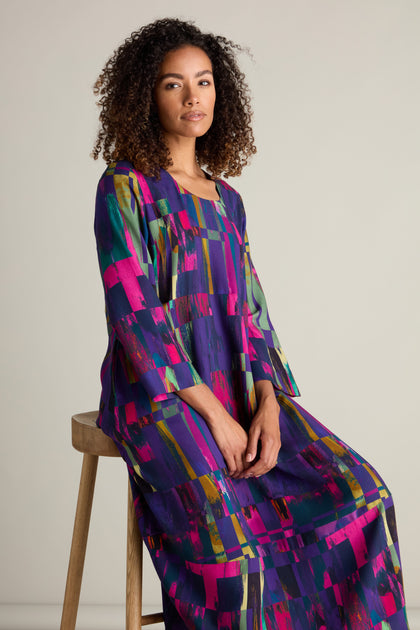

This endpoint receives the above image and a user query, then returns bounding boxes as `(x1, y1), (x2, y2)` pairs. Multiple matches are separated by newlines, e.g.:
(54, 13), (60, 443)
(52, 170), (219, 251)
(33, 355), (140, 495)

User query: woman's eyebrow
(157, 69), (213, 82)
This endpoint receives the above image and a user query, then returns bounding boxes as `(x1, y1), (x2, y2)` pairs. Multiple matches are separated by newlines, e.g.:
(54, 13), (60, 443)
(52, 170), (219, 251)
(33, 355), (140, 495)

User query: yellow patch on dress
(202, 239), (214, 294)
(157, 421), (197, 481)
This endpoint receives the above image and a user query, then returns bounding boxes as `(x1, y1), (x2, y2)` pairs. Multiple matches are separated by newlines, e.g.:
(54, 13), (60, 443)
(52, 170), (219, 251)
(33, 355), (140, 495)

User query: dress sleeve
(94, 168), (204, 403)
(242, 209), (300, 397)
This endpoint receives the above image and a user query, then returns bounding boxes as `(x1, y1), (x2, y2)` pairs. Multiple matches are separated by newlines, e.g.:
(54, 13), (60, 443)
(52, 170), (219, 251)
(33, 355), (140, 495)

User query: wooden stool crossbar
(60, 411), (164, 629)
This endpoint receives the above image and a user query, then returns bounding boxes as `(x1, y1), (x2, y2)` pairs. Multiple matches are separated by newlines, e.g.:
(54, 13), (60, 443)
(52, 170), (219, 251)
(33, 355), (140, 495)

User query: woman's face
(154, 45), (216, 140)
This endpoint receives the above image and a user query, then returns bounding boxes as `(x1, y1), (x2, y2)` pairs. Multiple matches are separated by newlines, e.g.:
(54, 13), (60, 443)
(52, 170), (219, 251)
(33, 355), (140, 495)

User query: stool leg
(60, 453), (99, 630)
(126, 479), (143, 630)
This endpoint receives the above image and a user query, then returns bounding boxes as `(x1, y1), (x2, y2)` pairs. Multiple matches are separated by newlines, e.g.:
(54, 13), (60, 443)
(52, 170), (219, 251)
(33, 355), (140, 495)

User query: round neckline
(164, 169), (222, 203)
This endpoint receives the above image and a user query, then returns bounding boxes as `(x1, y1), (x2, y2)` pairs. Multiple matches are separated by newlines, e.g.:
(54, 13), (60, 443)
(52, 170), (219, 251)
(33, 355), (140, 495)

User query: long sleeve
(242, 218), (300, 398)
(94, 168), (203, 403)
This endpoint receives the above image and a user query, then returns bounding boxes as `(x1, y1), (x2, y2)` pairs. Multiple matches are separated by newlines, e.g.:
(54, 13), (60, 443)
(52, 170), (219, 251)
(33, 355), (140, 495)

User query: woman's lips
(181, 111), (205, 121)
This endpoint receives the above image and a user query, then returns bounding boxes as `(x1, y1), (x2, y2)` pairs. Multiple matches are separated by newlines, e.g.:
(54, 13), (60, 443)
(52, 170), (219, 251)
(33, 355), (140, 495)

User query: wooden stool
(60, 411), (164, 629)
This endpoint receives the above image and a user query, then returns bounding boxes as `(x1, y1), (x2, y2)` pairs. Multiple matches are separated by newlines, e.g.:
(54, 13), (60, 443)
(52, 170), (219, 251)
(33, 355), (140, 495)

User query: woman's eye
(200, 80), (210, 86)
(165, 82), (180, 90)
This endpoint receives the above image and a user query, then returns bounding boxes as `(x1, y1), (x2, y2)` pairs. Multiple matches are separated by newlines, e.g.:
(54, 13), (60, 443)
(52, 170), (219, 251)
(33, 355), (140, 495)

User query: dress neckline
(164, 169), (222, 204)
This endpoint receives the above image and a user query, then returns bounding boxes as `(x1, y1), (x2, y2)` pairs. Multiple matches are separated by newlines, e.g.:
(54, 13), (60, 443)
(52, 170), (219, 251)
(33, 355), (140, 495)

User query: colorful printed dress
(94, 160), (408, 629)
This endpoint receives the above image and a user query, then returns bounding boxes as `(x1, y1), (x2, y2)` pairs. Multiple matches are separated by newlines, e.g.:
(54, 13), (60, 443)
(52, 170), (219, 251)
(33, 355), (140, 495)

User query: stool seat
(71, 412), (120, 457)
(61, 411), (164, 629)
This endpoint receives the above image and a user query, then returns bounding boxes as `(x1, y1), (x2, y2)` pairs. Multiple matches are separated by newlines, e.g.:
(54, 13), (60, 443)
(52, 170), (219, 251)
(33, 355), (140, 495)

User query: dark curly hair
(92, 18), (256, 178)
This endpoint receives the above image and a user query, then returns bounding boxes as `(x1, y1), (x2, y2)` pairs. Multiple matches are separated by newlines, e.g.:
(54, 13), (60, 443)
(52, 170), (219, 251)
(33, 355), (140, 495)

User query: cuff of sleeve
(140, 361), (204, 403)
(251, 352), (300, 398)
(251, 359), (279, 388)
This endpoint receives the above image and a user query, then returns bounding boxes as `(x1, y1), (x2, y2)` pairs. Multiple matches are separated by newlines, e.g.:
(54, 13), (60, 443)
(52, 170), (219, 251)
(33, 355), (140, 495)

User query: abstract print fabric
(94, 161), (408, 629)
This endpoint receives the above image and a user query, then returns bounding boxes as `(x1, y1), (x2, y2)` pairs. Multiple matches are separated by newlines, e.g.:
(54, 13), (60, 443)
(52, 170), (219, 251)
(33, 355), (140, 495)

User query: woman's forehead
(158, 45), (212, 74)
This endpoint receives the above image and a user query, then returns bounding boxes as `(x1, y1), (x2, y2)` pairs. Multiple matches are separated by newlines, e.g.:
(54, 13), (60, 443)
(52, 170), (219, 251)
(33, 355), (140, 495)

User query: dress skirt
(109, 390), (408, 629)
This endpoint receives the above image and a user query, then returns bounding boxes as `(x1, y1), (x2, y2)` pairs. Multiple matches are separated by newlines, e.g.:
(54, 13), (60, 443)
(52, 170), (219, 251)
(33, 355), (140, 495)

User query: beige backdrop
(0, 0), (418, 628)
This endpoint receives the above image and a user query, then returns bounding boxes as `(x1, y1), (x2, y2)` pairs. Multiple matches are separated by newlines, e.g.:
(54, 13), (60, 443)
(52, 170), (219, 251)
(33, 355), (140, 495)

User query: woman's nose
(183, 89), (199, 106)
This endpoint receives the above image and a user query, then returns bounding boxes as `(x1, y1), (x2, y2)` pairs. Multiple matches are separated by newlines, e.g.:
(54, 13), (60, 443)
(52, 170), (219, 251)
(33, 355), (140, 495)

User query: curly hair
(92, 18), (256, 178)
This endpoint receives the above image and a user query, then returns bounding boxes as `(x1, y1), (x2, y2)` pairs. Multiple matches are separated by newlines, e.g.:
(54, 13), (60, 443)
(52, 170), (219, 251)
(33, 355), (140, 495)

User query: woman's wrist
(254, 379), (279, 407)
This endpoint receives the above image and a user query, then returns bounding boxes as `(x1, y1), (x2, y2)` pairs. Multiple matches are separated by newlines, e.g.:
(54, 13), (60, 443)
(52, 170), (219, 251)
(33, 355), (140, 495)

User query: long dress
(94, 160), (408, 629)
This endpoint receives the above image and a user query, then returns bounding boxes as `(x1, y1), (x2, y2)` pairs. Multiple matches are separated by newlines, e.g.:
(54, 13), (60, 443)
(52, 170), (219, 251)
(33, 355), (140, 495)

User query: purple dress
(94, 160), (408, 629)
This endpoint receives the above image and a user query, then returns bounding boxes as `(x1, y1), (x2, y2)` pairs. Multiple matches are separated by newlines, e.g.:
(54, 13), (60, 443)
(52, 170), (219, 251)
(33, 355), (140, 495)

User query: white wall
(0, 0), (418, 625)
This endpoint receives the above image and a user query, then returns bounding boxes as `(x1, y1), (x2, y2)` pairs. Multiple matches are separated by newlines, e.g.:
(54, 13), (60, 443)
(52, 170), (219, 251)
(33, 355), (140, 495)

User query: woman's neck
(164, 135), (204, 179)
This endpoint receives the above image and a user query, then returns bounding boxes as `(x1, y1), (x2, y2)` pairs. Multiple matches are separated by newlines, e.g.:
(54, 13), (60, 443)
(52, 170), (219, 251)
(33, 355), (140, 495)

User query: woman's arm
(95, 166), (203, 402)
(254, 379), (279, 406)
(239, 196), (299, 399)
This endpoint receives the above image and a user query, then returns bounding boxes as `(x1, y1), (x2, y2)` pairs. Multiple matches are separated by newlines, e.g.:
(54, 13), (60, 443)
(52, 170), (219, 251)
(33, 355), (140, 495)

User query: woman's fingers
(245, 425), (260, 464)
(237, 432), (281, 479)
(209, 415), (249, 477)
(225, 452), (237, 477)
(227, 451), (242, 477)
(231, 453), (246, 478)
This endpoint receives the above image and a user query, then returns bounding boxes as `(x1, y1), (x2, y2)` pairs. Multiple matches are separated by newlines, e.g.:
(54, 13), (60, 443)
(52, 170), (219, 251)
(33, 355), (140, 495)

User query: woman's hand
(237, 382), (281, 479)
(176, 380), (281, 479)
(206, 413), (249, 478)
(176, 382), (249, 477)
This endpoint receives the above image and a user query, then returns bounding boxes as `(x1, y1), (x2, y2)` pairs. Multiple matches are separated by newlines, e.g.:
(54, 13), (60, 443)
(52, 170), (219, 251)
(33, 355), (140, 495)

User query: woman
(92, 18), (408, 629)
